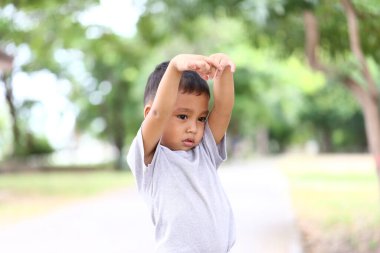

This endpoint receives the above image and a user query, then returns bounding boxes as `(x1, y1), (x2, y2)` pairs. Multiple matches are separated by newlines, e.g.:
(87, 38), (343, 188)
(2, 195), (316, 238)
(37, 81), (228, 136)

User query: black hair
(143, 60), (210, 105)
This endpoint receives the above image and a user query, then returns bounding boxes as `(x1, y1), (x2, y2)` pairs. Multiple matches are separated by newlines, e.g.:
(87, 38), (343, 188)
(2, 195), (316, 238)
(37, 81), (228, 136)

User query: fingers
(212, 60), (235, 79)
(208, 66), (218, 80)
(189, 59), (216, 80)
(174, 53), (235, 80)
(219, 59), (236, 75)
(189, 60), (211, 73)
(194, 56), (235, 80)
(226, 60), (236, 73)
(207, 53), (235, 78)
(205, 57), (223, 72)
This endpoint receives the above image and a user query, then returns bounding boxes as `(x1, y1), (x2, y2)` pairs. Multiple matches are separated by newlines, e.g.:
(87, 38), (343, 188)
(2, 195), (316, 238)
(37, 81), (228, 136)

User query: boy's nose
(186, 121), (197, 133)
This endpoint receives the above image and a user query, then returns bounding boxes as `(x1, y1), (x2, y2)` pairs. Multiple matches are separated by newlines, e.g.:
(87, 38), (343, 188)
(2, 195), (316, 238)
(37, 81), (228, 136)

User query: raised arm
(207, 53), (235, 144)
(142, 54), (219, 165)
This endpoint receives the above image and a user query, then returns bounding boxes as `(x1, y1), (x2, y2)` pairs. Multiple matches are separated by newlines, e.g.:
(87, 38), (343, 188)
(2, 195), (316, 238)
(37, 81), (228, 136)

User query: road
(0, 158), (302, 253)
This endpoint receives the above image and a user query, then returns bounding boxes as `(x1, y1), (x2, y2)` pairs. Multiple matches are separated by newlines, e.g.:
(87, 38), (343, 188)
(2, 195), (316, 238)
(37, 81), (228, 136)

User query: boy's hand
(171, 54), (222, 80)
(208, 53), (235, 79)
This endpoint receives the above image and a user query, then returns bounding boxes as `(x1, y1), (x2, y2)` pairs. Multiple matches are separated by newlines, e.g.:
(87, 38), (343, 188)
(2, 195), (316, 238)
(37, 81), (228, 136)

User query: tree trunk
(340, 0), (380, 174)
(343, 78), (380, 171)
(255, 127), (269, 155)
(362, 97), (380, 173)
(319, 129), (332, 153)
(304, 9), (380, 252)
(114, 132), (128, 170)
(0, 51), (21, 157)
(304, 3), (380, 175)
(0, 51), (13, 72)
(2, 73), (22, 156)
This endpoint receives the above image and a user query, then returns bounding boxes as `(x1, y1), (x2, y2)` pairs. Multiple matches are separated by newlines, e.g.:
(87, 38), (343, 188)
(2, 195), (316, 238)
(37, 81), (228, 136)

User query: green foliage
(0, 0), (99, 158)
(2, 99), (55, 157)
(300, 82), (367, 152)
(23, 133), (54, 156)
(136, 0), (379, 154)
(231, 45), (326, 151)
(2, 0), (379, 161)
(0, 1), (97, 72)
(0, 106), (12, 158)
(1, 0), (146, 167)
(73, 33), (147, 169)
(11, 138), (51, 157)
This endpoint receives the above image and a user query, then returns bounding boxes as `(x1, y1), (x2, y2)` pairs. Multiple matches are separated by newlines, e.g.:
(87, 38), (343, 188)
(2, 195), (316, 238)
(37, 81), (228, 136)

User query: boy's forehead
(175, 107), (209, 114)
(177, 91), (210, 99)
(176, 92), (209, 103)
(174, 93), (209, 112)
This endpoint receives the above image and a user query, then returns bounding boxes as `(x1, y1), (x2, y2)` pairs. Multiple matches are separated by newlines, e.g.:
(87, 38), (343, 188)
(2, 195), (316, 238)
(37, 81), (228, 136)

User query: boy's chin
(167, 145), (196, 151)
(175, 146), (194, 151)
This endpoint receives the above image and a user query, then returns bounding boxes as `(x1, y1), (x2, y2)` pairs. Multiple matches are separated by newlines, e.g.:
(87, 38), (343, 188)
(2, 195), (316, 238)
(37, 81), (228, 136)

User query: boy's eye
(177, 114), (188, 120)
(198, 117), (207, 122)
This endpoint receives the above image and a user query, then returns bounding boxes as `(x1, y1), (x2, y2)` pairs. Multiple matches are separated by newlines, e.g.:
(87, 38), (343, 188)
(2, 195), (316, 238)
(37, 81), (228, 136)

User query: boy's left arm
(207, 53), (235, 144)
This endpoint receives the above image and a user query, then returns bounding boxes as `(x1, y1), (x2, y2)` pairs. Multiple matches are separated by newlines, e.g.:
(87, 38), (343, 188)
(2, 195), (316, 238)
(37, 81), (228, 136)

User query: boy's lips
(183, 138), (195, 147)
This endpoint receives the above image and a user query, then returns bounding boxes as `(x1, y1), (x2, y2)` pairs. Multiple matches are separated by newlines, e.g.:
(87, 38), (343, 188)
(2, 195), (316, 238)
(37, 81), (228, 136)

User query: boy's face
(161, 92), (209, 151)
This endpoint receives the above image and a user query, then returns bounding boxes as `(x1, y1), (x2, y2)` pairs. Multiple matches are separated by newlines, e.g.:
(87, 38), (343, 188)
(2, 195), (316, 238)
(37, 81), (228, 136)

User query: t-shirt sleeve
(126, 128), (154, 194)
(201, 122), (227, 169)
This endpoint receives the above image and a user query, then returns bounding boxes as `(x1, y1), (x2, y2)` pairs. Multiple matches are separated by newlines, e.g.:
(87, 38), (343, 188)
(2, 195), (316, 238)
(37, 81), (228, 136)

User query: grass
(0, 170), (134, 225)
(279, 154), (380, 253)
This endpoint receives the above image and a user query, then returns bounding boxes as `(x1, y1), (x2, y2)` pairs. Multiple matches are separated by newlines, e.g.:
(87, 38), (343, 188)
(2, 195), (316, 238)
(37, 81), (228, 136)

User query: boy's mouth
(183, 138), (195, 147)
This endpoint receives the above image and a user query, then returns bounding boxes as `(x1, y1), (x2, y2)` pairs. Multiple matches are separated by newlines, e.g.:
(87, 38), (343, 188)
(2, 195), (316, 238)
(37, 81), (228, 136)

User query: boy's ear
(144, 104), (151, 118)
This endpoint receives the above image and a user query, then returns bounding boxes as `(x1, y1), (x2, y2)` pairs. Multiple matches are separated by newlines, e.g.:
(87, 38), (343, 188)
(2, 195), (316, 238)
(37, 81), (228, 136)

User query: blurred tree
(139, 0), (380, 171)
(75, 34), (145, 170)
(1, 1), (151, 170)
(0, 0), (99, 158)
(301, 82), (366, 152)
(231, 53), (322, 154)
(136, 12), (320, 155)
(298, 0), (380, 170)
(0, 51), (18, 152)
(248, 0), (380, 169)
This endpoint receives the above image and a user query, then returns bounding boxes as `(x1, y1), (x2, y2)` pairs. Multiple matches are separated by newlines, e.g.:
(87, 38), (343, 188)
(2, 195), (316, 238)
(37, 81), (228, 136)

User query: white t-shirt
(127, 123), (235, 253)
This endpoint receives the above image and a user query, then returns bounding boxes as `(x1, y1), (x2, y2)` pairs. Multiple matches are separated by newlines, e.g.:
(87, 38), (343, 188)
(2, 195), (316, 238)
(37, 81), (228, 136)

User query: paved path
(221, 159), (302, 253)
(0, 159), (302, 253)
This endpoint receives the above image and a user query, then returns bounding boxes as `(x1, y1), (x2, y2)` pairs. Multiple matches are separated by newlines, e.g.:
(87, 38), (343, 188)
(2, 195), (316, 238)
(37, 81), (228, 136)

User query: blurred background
(0, 0), (379, 252)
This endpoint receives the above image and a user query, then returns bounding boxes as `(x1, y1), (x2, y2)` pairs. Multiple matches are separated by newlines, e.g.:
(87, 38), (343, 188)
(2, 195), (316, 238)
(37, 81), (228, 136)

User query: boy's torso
(127, 124), (235, 252)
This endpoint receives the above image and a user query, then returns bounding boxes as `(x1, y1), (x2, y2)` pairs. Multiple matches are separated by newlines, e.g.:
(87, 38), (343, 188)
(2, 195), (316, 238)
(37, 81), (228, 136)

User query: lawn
(0, 170), (134, 225)
(279, 154), (380, 253)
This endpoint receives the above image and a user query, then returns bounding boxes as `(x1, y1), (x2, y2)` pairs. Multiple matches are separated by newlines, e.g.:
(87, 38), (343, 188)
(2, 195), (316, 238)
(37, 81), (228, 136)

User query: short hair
(143, 60), (210, 105)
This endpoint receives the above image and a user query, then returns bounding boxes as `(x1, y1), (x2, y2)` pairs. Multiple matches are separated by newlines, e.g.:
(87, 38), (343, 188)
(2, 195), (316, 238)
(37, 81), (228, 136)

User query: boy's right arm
(141, 54), (219, 165)
(142, 61), (181, 165)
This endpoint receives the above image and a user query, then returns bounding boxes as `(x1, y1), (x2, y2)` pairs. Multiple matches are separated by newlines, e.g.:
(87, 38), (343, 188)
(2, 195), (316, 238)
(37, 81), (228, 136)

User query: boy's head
(143, 61), (210, 106)
(144, 60), (211, 151)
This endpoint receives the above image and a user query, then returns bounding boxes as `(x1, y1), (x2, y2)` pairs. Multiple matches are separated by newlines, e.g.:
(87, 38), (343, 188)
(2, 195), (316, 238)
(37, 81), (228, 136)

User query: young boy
(127, 53), (236, 252)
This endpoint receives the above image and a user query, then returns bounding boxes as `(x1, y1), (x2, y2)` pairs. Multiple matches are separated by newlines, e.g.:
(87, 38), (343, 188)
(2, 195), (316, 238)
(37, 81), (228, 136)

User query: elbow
(147, 108), (171, 123)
